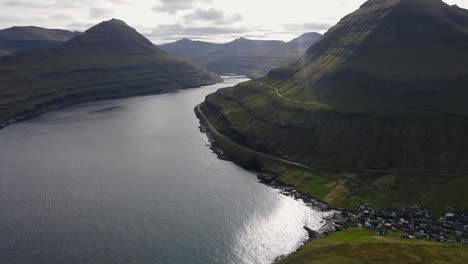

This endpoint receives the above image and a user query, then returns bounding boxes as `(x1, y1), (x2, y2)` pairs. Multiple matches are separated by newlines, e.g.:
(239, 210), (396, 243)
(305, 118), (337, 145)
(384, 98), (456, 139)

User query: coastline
(0, 79), (222, 131)
(195, 105), (344, 262)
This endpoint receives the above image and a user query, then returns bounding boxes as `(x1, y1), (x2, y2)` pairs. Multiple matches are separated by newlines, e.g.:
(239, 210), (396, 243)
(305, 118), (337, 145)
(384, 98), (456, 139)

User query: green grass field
(278, 228), (468, 264)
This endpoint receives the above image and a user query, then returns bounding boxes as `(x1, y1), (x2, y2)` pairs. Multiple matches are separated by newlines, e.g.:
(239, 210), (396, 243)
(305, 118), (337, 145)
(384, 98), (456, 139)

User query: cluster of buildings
(256, 173), (468, 245)
(334, 204), (468, 244)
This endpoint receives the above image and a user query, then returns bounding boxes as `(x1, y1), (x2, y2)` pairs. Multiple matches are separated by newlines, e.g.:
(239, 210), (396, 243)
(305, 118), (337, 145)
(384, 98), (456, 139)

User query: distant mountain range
(160, 32), (322, 78)
(200, 0), (468, 213)
(0, 26), (80, 52)
(0, 19), (220, 128)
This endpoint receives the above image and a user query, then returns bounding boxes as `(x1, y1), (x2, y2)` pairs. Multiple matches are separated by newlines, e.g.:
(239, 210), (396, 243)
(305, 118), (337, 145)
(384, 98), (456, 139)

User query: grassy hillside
(0, 19), (221, 127)
(199, 0), (468, 212)
(269, 0), (468, 110)
(160, 33), (321, 78)
(278, 228), (468, 264)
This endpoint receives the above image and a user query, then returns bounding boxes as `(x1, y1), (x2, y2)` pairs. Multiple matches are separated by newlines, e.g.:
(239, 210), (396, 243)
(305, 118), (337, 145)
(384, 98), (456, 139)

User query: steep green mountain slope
(160, 33), (322, 78)
(0, 19), (221, 127)
(0, 26), (80, 52)
(200, 0), (468, 212)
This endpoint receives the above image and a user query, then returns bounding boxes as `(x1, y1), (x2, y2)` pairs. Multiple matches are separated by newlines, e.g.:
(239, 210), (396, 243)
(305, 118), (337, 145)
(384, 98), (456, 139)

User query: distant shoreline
(0, 79), (222, 130)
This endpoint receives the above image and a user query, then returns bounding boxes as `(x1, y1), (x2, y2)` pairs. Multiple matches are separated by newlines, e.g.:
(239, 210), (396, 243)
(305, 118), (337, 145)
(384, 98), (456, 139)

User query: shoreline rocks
(197, 119), (344, 237)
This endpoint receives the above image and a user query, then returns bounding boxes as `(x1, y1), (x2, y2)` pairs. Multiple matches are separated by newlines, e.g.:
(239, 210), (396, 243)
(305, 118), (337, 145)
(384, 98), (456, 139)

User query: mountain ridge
(0, 19), (221, 128)
(0, 26), (80, 52)
(62, 19), (160, 55)
(160, 32), (322, 78)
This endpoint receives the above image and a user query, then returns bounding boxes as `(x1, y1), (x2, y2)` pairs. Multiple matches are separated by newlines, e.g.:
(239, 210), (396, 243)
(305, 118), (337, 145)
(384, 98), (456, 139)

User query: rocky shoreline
(197, 118), (344, 255)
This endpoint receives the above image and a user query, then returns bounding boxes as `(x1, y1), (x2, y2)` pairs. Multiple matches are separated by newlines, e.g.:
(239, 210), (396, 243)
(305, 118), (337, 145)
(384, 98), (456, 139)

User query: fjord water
(0, 76), (329, 264)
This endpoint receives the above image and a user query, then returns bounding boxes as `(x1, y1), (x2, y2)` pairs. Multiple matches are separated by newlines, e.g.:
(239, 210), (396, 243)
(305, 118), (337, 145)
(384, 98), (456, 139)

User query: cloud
(67, 21), (95, 31)
(283, 22), (333, 32)
(51, 14), (75, 21)
(109, 0), (130, 4)
(152, 0), (211, 14)
(89, 7), (114, 19)
(183, 8), (242, 24)
(1, 0), (80, 9)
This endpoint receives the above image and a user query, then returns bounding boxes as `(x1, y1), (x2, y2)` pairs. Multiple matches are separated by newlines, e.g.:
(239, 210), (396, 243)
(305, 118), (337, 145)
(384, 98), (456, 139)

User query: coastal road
(258, 82), (468, 178)
(196, 104), (408, 206)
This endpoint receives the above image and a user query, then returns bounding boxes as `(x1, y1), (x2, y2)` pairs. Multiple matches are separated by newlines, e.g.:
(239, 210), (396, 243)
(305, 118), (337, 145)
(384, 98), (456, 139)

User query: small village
(258, 173), (468, 245)
(334, 204), (468, 244)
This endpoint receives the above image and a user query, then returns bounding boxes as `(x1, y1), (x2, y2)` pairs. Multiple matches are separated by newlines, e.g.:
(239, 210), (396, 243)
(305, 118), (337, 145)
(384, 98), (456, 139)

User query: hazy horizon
(0, 0), (467, 44)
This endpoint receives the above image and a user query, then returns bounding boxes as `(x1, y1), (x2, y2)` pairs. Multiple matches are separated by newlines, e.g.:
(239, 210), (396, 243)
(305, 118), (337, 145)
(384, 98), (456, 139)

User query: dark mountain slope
(200, 0), (468, 211)
(271, 0), (468, 111)
(0, 26), (80, 52)
(0, 19), (221, 127)
(160, 33), (322, 78)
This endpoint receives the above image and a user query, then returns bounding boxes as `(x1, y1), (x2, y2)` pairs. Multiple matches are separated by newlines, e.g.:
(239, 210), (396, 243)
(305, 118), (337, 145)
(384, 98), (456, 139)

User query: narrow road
(258, 81), (319, 105)
(196, 104), (408, 206)
(257, 82), (468, 178)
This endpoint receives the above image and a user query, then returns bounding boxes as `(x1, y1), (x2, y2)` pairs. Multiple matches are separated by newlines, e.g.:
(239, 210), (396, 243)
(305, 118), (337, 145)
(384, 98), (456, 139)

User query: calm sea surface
(0, 76), (330, 264)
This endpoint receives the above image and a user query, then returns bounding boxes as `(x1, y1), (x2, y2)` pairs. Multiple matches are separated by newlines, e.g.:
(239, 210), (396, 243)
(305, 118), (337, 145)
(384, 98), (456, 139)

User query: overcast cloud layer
(0, 0), (467, 44)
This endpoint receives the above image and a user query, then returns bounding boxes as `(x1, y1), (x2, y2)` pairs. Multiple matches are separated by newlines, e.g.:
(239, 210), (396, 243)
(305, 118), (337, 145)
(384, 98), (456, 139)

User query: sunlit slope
(0, 19), (221, 125)
(201, 0), (468, 178)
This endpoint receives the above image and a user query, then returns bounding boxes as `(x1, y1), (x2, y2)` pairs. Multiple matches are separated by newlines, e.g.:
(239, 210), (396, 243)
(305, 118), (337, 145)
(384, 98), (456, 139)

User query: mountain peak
(227, 37), (258, 49)
(85, 19), (136, 36)
(270, 0), (468, 103)
(230, 37), (251, 43)
(179, 38), (193, 43)
(64, 19), (162, 55)
(359, 0), (450, 9)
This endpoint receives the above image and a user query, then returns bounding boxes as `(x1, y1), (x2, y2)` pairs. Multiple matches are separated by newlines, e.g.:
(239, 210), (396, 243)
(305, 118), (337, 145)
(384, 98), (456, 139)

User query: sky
(0, 0), (467, 44)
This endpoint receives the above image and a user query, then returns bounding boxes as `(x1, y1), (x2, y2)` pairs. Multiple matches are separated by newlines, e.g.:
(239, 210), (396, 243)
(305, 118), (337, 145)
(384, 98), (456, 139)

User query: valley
(160, 33), (322, 79)
(1, 0), (467, 263)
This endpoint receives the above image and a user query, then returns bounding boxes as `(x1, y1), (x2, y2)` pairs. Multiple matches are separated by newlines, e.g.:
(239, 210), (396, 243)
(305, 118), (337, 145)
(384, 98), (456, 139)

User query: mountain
(160, 33), (322, 78)
(271, 0), (468, 107)
(287, 32), (322, 51)
(199, 0), (468, 213)
(0, 19), (221, 127)
(0, 26), (80, 52)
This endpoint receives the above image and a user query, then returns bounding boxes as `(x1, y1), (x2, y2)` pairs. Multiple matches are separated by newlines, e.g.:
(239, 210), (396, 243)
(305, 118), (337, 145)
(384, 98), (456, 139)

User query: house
(446, 213), (456, 220)
(415, 232), (427, 239)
